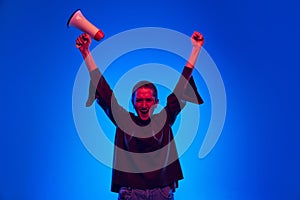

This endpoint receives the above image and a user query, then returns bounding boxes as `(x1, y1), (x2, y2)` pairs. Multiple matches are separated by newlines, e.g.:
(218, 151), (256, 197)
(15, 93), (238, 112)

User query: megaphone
(67, 9), (104, 41)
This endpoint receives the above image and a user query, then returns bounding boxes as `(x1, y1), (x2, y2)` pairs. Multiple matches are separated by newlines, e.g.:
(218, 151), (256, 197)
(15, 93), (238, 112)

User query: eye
(146, 98), (154, 103)
(135, 99), (143, 103)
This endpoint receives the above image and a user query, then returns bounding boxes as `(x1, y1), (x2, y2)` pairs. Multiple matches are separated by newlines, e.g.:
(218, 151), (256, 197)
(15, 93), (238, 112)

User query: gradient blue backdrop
(1, 0), (299, 199)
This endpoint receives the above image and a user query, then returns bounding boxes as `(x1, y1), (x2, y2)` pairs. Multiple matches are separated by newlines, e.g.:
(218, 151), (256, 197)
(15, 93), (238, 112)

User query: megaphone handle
(75, 33), (90, 49)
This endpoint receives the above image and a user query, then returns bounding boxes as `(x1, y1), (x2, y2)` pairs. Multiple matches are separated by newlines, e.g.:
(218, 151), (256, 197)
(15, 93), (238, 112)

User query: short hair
(131, 81), (158, 104)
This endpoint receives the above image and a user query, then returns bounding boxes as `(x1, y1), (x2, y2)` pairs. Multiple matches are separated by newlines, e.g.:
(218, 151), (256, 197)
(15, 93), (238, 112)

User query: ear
(154, 99), (159, 108)
(131, 93), (136, 106)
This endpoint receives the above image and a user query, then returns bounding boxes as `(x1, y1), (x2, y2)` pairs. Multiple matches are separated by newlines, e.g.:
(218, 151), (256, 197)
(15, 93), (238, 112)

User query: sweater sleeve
(86, 69), (128, 126)
(173, 66), (203, 104)
(165, 66), (204, 125)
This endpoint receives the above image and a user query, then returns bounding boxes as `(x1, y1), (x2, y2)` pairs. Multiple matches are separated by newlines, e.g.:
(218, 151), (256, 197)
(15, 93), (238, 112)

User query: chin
(140, 116), (150, 121)
(138, 113), (150, 121)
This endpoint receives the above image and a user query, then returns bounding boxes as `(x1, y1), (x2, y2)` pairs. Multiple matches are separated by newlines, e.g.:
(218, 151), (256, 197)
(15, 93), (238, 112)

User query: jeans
(118, 186), (174, 200)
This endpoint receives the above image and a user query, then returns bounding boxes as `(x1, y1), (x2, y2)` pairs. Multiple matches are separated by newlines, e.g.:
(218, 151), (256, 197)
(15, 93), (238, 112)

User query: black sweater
(88, 66), (203, 193)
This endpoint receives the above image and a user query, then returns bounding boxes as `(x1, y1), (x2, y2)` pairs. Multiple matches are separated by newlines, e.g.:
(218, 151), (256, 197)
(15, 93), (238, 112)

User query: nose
(142, 100), (147, 108)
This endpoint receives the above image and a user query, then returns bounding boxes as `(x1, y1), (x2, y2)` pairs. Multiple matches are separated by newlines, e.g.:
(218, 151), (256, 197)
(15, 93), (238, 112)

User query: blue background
(1, 0), (299, 199)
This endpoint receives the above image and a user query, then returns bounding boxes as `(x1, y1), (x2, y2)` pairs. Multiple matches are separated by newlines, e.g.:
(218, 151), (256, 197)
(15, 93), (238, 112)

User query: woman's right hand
(76, 33), (91, 53)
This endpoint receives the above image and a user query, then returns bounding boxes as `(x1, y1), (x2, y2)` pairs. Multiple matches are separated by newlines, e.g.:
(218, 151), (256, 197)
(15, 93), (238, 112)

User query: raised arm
(76, 33), (98, 72)
(165, 31), (204, 125)
(76, 33), (128, 126)
(76, 33), (106, 107)
(185, 31), (204, 69)
(173, 31), (204, 97)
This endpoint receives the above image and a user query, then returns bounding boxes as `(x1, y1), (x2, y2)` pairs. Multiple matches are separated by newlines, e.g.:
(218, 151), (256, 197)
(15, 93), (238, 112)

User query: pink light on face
(133, 87), (158, 121)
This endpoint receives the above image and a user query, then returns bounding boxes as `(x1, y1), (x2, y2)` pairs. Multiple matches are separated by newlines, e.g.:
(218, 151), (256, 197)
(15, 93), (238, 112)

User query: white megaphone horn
(67, 9), (104, 41)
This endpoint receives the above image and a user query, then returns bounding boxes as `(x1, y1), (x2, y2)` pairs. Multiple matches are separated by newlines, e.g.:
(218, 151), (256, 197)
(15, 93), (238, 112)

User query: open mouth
(140, 109), (149, 115)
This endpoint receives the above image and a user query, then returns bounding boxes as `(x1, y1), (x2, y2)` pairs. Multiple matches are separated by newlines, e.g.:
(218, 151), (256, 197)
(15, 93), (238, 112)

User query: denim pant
(118, 186), (174, 200)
